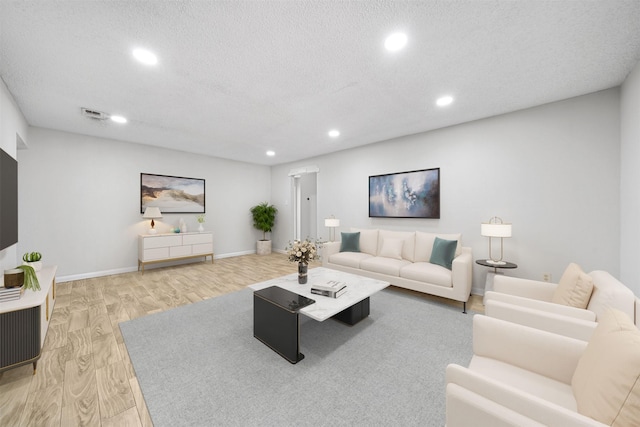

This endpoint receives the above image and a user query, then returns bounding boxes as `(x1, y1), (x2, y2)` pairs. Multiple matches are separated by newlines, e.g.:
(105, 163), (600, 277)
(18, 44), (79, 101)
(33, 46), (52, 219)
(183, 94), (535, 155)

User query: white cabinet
(138, 232), (214, 273)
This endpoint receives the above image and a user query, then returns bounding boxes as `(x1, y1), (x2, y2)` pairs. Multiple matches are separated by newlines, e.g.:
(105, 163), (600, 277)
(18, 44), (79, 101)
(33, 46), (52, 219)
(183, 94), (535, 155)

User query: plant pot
(22, 261), (42, 272)
(256, 240), (272, 255)
(4, 268), (24, 288)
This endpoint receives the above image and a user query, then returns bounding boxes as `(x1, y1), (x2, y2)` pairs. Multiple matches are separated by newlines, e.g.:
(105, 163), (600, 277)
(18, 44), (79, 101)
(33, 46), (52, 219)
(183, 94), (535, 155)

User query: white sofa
(322, 228), (473, 312)
(484, 268), (636, 341)
(446, 312), (640, 426)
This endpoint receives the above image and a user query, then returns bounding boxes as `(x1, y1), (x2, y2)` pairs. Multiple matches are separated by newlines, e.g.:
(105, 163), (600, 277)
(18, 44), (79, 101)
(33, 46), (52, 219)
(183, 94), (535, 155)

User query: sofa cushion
(340, 232), (360, 252)
(415, 231), (462, 262)
(360, 256), (409, 277)
(429, 237), (458, 270)
(551, 263), (594, 309)
(378, 238), (404, 260)
(572, 309), (640, 426)
(328, 251), (373, 269)
(377, 230), (416, 261)
(400, 262), (452, 287)
(350, 228), (378, 256)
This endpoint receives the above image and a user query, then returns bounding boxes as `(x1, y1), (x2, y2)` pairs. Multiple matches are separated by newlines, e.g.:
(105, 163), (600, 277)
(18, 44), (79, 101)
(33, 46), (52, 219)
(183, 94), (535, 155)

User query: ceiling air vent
(81, 108), (109, 120)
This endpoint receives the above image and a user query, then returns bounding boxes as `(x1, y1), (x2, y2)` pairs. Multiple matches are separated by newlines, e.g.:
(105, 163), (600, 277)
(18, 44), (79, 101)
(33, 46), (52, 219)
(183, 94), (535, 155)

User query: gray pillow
(340, 232), (361, 252)
(429, 237), (457, 270)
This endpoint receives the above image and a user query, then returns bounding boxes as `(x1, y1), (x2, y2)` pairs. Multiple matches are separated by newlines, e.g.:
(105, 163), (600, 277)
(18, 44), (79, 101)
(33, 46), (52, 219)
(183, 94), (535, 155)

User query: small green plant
(250, 202), (277, 240)
(16, 265), (40, 291)
(22, 252), (42, 262)
(196, 214), (206, 224)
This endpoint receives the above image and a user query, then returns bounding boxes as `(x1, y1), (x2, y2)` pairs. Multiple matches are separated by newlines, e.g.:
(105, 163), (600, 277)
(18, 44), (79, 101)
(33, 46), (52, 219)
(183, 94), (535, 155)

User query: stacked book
(311, 280), (347, 298)
(0, 286), (24, 302)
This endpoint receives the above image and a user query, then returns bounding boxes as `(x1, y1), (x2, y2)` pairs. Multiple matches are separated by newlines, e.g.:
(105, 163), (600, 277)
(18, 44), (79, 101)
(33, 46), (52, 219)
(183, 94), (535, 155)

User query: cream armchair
(446, 312), (640, 426)
(484, 268), (636, 340)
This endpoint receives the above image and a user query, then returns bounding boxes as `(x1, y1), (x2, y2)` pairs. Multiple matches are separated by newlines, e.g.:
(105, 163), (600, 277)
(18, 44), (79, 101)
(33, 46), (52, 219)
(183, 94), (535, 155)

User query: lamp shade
(481, 223), (512, 238)
(143, 207), (162, 219)
(324, 218), (340, 227)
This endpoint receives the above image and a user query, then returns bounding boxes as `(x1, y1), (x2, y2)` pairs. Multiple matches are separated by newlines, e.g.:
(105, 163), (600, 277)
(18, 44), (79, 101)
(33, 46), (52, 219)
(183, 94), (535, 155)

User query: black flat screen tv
(0, 147), (18, 251)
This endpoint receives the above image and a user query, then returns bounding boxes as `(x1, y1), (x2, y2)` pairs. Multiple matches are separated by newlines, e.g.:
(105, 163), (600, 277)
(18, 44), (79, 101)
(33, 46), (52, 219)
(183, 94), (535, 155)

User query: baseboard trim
(56, 251), (258, 282)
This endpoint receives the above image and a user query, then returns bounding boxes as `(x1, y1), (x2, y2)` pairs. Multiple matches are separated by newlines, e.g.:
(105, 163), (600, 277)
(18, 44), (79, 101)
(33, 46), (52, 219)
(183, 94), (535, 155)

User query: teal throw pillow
(340, 232), (361, 252)
(429, 237), (458, 270)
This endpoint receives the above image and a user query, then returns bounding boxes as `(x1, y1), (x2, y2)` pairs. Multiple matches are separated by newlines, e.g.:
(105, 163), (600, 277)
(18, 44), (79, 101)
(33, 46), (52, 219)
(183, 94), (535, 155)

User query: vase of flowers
(286, 239), (318, 284)
(197, 214), (206, 232)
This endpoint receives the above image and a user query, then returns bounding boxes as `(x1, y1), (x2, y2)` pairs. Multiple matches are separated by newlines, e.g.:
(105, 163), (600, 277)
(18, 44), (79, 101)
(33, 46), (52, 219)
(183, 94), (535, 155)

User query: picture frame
(140, 173), (205, 214)
(369, 168), (440, 218)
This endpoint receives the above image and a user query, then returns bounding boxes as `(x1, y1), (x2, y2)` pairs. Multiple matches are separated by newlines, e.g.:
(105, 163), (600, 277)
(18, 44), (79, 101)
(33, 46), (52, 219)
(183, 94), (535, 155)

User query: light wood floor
(0, 253), (484, 426)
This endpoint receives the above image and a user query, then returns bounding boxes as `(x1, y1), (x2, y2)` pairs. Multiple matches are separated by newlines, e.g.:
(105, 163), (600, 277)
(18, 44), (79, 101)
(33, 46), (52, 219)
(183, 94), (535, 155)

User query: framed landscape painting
(140, 173), (205, 213)
(369, 168), (440, 218)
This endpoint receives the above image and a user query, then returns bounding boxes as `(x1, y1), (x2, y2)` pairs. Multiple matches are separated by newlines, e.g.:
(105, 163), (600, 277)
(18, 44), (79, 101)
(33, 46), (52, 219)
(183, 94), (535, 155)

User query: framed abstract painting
(140, 173), (205, 213)
(369, 168), (440, 218)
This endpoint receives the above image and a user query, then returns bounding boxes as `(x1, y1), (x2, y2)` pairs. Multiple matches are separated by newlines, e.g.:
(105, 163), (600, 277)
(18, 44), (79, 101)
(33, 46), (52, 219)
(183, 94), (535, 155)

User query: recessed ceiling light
(328, 130), (340, 138)
(132, 48), (158, 65)
(266, 150), (275, 157)
(436, 96), (454, 107)
(384, 32), (408, 51)
(110, 115), (127, 124)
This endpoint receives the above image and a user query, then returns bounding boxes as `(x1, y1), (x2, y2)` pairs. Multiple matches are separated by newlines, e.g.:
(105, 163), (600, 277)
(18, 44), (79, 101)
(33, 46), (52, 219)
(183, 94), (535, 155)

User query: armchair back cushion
(572, 309), (640, 426)
(551, 263), (594, 309)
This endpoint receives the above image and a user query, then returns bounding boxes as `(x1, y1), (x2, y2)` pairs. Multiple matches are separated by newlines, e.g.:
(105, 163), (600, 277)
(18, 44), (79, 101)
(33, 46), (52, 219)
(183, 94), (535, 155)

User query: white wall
(0, 78), (28, 279)
(18, 127), (272, 279)
(271, 89), (621, 294)
(620, 60), (640, 295)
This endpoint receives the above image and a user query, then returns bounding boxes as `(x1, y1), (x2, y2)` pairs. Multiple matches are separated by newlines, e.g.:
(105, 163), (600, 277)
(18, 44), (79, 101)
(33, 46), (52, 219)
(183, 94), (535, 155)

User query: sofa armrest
(321, 241), (340, 266)
(493, 275), (557, 302)
(485, 299), (597, 341)
(484, 291), (597, 322)
(472, 315), (587, 384)
(446, 364), (605, 427)
(451, 247), (473, 299)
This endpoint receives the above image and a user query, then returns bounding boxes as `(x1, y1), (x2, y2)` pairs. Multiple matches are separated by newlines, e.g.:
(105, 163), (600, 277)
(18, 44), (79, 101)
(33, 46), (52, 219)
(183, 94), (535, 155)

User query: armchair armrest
(472, 315), (587, 384)
(484, 291), (597, 322)
(321, 241), (340, 266)
(446, 365), (605, 427)
(485, 299), (597, 341)
(493, 275), (557, 302)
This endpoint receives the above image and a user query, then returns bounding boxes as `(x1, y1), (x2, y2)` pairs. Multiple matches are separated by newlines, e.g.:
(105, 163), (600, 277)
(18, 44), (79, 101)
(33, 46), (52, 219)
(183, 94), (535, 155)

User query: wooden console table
(138, 232), (214, 274)
(0, 265), (57, 374)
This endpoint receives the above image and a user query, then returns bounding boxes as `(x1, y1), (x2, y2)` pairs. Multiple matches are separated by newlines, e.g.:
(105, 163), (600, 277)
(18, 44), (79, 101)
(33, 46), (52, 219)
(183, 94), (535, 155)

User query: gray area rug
(120, 287), (474, 426)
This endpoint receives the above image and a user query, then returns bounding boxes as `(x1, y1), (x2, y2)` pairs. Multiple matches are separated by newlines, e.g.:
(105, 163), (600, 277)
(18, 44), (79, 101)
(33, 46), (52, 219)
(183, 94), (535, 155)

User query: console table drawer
(192, 243), (213, 255)
(143, 235), (182, 249)
(183, 233), (212, 245)
(144, 247), (169, 260)
(170, 245), (192, 257)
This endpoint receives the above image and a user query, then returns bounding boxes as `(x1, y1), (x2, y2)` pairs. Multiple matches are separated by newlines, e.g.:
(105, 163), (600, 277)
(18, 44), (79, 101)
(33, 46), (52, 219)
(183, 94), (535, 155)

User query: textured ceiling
(1, 1), (640, 166)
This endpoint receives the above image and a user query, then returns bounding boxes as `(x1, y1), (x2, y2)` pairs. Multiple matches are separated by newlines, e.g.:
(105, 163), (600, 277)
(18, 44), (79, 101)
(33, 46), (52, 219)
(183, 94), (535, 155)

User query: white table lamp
(324, 216), (340, 242)
(481, 217), (512, 265)
(143, 207), (163, 234)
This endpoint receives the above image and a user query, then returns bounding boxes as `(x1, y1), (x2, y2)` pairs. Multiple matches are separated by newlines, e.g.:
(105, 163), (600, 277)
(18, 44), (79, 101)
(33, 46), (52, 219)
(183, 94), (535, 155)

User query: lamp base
(485, 259), (506, 265)
(148, 228), (158, 234)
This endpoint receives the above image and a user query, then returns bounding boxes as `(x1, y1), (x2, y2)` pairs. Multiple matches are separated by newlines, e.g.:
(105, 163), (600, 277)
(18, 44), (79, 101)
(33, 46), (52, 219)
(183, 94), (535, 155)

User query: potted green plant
(16, 264), (40, 291)
(22, 251), (43, 272)
(250, 202), (277, 255)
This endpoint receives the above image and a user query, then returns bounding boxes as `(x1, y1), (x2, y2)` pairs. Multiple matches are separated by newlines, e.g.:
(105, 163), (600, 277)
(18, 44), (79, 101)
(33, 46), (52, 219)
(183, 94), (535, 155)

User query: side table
(476, 259), (517, 303)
